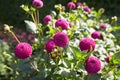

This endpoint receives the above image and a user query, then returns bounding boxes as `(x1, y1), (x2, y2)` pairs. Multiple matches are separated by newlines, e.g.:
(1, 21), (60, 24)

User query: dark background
(0, 0), (120, 28)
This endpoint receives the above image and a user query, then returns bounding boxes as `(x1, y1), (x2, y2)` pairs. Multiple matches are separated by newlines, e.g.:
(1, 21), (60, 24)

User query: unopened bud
(112, 16), (117, 22)
(51, 53), (57, 59)
(99, 8), (105, 13)
(4, 24), (11, 33)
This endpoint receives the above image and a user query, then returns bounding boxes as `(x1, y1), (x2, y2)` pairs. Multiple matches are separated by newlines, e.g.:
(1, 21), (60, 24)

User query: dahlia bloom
(14, 42), (32, 59)
(100, 24), (106, 29)
(55, 19), (69, 30)
(53, 32), (69, 47)
(43, 15), (52, 24)
(45, 39), (55, 53)
(67, 2), (76, 10)
(79, 38), (95, 53)
(91, 31), (101, 39)
(77, 2), (82, 7)
(83, 6), (91, 13)
(85, 56), (101, 74)
(32, 0), (43, 8)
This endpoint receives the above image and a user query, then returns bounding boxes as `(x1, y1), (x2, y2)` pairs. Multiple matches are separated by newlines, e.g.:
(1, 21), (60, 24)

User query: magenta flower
(21, 32), (26, 36)
(91, 31), (101, 39)
(55, 19), (69, 30)
(43, 15), (52, 24)
(32, 0), (43, 8)
(53, 32), (69, 47)
(83, 6), (91, 13)
(14, 42), (32, 59)
(79, 38), (95, 53)
(100, 24), (106, 29)
(85, 56), (101, 74)
(67, 2), (76, 10)
(45, 39), (55, 53)
(77, 2), (82, 7)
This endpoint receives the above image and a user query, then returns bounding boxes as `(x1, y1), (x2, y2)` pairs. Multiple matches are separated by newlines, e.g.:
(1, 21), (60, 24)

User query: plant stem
(37, 9), (39, 25)
(10, 31), (20, 43)
(31, 13), (37, 25)
(113, 68), (116, 80)
(60, 47), (63, 60)
(34, 11), (38, 25)
(88, 73), (90, 80)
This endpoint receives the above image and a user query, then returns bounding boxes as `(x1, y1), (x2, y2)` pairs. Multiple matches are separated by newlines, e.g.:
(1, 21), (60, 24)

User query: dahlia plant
(1, 0), (120, 80)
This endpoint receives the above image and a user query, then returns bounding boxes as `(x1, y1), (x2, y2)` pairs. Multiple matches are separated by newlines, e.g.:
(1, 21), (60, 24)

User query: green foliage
(111, 51), (120, 65)
(0, 42), (14, 79)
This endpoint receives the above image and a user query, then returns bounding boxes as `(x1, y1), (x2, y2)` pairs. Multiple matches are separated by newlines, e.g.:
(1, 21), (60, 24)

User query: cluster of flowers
(5, 0), (113, 76)
(43, 1), (108, 74)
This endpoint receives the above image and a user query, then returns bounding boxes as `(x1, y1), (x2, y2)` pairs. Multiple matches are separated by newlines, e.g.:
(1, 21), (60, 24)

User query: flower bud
(4, 24), (11, 33)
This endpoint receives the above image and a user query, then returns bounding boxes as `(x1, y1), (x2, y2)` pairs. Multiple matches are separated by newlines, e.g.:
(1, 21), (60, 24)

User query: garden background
(0, 0), (120, 44)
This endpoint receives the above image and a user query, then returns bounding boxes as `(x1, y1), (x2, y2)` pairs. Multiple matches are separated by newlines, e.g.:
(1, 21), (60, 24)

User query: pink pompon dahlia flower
(91, 31), (101, 39)
(100, 24), (106, 29)
(83, 6), (91, 13)
(32, 0), (43, 8)
(55, 18), (69, 30)
(77, 2), (82, 7)
(67, 2), (76, 10)
(53, 32), (69, 47)
(14, 42), (32, 59)
(79, 38), (95, 53)
(85, 56), (101, 74)
(43, 15), (52, 24)
(45, 39), (55, 53)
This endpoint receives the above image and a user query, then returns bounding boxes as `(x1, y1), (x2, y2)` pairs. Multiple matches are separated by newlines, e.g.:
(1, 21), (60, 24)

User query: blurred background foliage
(0, 0), (120, 44)
(0, 0), (120, 27)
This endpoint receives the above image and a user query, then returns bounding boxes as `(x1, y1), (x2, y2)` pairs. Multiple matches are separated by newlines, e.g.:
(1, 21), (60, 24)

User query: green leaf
(20, 5), (29, 12)
(85, 74), (102, 80)
(110, 51), (120, 65)
(113, 26), (120, 30)
(72, 0), (77, 3)
(70, 46), (81, 58)
(70, 46), (88, 59)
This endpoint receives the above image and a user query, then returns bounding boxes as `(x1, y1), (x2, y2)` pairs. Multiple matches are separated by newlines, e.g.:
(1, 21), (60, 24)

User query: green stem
(10, 31), (20, 43)
(37, 9), (39, 25)
(113, 68), (116, 80)
(88, 73), (90, 80)
(31, 13), (37, 25)
(34, 11), (38, 25)
(60, 47), (64, 60)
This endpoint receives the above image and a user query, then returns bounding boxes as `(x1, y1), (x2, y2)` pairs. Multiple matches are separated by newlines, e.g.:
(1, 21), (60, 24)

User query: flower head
(32, 0), (43, 8)
(100, 24), (106, 29)
(85, 56), (101, 74)
(53, 32), (69, 47)
(45, 39), (55, 53)
(77, 2), (82, 7)
(91, 31), (101, 39)
(55, 19), (69, 30)
(14, 42), (32, 59)
(67, 2), (76, 10)
(83, 6), (90, 13)
(79, 38), (95, 53)
(43, 15), (52, 24)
